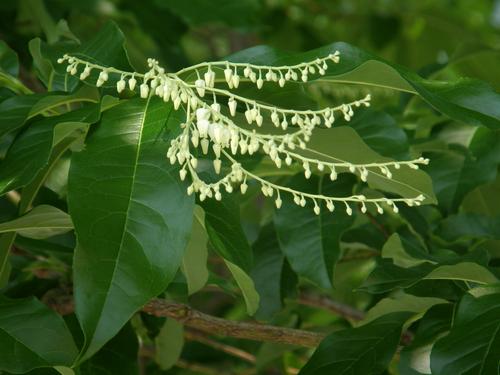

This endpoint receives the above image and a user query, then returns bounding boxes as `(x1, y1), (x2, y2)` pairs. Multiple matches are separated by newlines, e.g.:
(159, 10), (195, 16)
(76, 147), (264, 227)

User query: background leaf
(274, 174), (355, 289)
(0, 296), (78, 373)
(0, 205), (72, 239)
(299, 312), (413, 375)
(431, 293), (500, 375)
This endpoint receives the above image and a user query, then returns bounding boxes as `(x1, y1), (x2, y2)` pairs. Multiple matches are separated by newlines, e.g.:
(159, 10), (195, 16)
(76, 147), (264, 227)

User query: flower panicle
(58, 52), (430, 216)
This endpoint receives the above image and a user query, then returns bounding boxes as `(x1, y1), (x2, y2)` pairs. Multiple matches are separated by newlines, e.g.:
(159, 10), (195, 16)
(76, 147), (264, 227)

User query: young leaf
(0, 205), (72, 239)
(360, 293), (448, 326)
(181, 205), (209, 295)
(155, 319), (184, 370)
(69, 97), (194, 361)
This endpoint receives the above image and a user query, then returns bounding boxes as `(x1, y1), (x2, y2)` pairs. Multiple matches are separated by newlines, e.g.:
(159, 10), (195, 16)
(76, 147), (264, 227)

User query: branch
(143, 299), (325, 348)
(185, 330), (256, 364)
(297, 294), (365, 321)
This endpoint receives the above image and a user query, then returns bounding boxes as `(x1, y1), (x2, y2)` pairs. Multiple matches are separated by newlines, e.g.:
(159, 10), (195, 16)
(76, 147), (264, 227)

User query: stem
(185, 330), (256, 364)
(143, 299), (325, 348)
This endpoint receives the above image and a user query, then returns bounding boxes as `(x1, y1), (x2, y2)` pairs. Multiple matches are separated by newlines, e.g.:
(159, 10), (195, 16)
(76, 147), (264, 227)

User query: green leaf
(69, 97), (194, 361)
(399, 304), (454, 375)
(0, 296), (78, 373)
(0, 103), (99, 196)
(0, 86), (99, 140)
(155, 319), (184, 370)
(431, 293), (500, 375)
(299, 312), (413, 375)
(225, 260), (260, 316)
(180, 205), (209, 295)
(437, 213), (500, 242)
(361, 260), (498, 294)
(202, 196), (253, 272)
(0, 104), (99, 286)
(31, 21), (133, 92)
(360, 293), (448, 326)
(250, 224), (297, 320)
(381, 233), (431, 268)
(305, 126), (436, 204)
(79, 324), (139, 375)
(226, 43), (500, 129)
(202, 196), (259, 314)
(0, 205), (72, 239)
(0, 40), (19, 76)
(274, 174), (355, 289)
(346, 109), (409, 159)
(425, 127), (500, 213)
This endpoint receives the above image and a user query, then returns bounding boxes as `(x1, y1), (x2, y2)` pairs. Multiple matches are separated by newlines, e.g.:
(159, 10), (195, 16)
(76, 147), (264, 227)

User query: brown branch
(365, 211), (389, 239)
(298, 294), (365, 321)
(143, 299), (325, 348)
(185, 330), (256, 364)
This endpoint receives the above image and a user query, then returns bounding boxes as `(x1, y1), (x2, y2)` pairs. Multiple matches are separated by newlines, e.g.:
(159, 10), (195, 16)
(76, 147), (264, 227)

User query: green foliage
(0, 1), (499, 374)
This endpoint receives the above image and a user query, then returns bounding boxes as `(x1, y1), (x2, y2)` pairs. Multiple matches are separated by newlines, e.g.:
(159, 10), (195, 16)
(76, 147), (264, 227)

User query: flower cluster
(58, 52), (429, 216)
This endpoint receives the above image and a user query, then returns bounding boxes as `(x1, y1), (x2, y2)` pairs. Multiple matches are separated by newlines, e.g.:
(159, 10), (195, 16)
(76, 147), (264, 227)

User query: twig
(185, 330), (256, 364)
(297, 294), (365, 321)
(176, 359), (226, 375)
(365, 211), (389, 239)
(143, 299), (325, 348)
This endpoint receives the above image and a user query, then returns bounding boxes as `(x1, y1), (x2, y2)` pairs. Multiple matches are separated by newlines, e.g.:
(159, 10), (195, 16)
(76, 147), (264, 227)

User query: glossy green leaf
(155, 318), (184, 370)
(0, 296), (78, 373)
(299, 312), (413, 375)
(0, 205), (72, 239)
(181, 205), (209, 295)
(431, 293), (500, 375)
(274, 174), (355, 289)
(69, 97), (194, 361)
(0, 104), (99, 196)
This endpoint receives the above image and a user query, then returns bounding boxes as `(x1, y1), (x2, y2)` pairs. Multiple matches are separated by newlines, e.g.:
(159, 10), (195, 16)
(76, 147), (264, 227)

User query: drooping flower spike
(58, 52), (429, 216)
